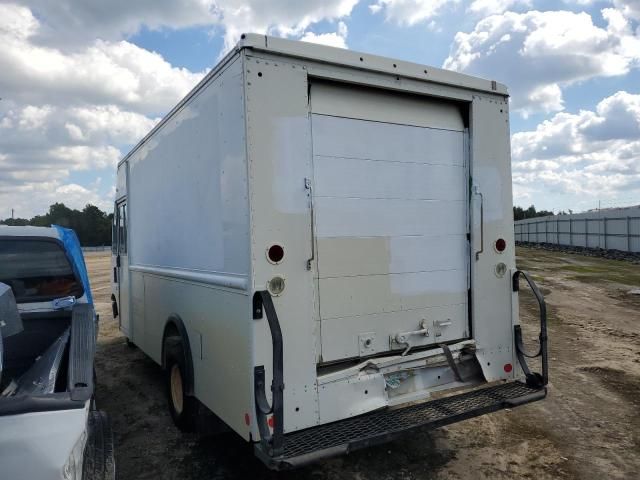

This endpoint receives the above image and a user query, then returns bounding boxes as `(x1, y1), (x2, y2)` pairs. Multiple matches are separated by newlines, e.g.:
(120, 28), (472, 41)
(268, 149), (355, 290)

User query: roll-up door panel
(310, 82), (469, 362)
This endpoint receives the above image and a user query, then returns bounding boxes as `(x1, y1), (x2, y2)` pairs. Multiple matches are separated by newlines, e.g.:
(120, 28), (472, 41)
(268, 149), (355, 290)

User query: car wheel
(164, 336), (197, 432)
(82, 410), (116, 480)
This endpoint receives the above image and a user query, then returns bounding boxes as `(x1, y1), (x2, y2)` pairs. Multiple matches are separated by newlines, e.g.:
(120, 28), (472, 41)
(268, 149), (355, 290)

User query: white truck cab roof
(0, 225), (61, 239)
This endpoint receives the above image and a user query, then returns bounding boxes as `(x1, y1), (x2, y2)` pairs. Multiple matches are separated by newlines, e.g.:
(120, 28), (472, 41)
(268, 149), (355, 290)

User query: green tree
(1, 203), (113, 246)
(0, 217), (30, 226)
(513, 204), (557, 220)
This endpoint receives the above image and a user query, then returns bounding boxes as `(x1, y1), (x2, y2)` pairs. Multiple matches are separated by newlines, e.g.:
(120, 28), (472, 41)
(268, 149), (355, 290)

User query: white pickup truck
(0, 226), (115, 480)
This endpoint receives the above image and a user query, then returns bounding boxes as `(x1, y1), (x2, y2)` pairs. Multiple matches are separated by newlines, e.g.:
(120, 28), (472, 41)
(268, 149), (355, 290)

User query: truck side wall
(124, 56), (255, 439)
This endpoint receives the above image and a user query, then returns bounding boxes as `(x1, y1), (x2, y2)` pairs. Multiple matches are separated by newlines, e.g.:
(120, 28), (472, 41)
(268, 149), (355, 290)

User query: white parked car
(0, 226), (115, 480)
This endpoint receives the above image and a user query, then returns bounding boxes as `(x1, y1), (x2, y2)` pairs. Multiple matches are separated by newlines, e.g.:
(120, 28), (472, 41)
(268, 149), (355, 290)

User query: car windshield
(0, 239), (83, 303)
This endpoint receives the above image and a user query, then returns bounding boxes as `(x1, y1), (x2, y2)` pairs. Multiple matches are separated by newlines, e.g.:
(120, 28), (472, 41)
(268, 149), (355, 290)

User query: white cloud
(300, 22), (348, 48)
(17, 0), (219, 46)
(511, 91), (640, 207)
(0, 1), (363, 218)
(527, 84), (564, 113)
(16, 0), (360, 53)
(0, 3), (363, 109)
(0, 103), (158, 161)
(0, 4), (186, 218)
(0, 5), (206, 115)
(0, 181), (113, 220)
(63, 106), (160, 145)
(0, 101), (159, 217)
(369, 0), (459, 26)
(444, 8), (640, 116)
(217, 0), (359, 51)
(614, 0), (640, 21)
(50, 146), (122, 171)
(468, 0), (531, 16)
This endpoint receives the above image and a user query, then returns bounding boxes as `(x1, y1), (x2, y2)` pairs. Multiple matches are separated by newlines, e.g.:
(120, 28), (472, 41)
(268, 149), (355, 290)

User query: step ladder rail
(512, 270), (549, 387)
(252, 291), (285, 457)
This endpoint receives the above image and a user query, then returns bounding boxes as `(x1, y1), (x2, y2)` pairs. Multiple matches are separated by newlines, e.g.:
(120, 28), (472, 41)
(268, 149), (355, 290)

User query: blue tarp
(52, 225), (93, 305)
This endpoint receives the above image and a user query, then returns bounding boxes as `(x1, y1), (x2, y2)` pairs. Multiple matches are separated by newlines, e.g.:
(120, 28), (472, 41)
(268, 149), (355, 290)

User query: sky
(0, 0), (639, 219)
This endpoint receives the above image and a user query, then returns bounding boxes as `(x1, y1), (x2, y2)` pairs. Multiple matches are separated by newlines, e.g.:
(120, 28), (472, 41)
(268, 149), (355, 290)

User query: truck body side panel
(124, 56), (255, 439)
(127, 57), (249, 278)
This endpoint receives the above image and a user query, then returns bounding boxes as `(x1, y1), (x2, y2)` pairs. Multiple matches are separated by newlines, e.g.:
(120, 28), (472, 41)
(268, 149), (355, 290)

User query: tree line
(1, 203), (113, 246)
(513, 205), (573, 221)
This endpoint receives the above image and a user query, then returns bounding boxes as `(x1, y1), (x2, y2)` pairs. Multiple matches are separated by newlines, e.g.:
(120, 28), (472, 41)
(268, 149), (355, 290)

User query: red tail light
(495, 238), (506, 252)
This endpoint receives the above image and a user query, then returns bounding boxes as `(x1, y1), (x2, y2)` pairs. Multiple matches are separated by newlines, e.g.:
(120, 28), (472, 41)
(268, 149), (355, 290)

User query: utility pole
(11, 208), (14, 219)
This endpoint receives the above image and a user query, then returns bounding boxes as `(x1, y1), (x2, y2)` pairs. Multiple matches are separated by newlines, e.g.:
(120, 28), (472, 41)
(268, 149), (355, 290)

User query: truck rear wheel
(164, 336), (198, 432)
(82, 410), (116, 480)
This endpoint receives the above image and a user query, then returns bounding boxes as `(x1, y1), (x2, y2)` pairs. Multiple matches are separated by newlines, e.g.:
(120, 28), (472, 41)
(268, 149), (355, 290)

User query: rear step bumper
(255, 381), (546, 470)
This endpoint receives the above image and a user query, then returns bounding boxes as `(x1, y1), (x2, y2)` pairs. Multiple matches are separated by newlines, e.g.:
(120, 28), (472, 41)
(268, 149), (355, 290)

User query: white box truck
(110, 34), (548, 469)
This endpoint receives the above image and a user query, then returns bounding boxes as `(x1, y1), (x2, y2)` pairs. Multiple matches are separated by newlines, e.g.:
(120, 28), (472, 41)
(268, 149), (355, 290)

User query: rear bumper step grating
(255, 381), (546, 469)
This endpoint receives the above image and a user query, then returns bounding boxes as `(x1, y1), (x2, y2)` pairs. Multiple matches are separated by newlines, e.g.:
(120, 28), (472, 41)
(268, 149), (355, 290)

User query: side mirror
(0, 283), (23, 338)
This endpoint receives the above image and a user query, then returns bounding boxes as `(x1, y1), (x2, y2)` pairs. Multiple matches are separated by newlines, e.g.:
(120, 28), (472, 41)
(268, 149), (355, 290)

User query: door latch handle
(391, 320), (430, 356)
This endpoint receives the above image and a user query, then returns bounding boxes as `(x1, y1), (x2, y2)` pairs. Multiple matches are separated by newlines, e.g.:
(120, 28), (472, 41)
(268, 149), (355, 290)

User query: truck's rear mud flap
(255, 381), (546, 470)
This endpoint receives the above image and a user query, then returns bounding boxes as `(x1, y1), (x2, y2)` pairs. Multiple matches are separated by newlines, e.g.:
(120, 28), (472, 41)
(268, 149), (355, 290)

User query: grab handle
(305, 178), (315, 270)
(474, 186), (484, 260)
(512, 270), (548, 388)
(253, 291), (284, 456)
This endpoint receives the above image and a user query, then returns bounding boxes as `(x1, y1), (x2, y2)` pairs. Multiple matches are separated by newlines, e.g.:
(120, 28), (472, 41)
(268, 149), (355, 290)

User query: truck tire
(82, 410), (116, 480)
(164, 335), (198, 432)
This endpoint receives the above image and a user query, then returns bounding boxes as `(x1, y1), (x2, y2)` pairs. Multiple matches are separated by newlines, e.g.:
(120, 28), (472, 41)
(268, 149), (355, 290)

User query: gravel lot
(86, 247), (640, 479)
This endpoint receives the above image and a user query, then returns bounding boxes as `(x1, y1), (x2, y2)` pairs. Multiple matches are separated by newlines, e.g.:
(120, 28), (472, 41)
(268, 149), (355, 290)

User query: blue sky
(1, 0), (639, 219)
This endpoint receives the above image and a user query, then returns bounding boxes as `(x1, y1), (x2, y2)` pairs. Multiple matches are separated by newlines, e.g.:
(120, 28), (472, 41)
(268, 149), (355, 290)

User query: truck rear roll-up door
(310, 82), (470, 363)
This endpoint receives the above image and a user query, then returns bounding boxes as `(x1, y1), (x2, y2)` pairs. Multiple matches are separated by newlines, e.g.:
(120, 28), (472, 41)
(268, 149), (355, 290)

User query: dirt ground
(85, 247), (640, 480)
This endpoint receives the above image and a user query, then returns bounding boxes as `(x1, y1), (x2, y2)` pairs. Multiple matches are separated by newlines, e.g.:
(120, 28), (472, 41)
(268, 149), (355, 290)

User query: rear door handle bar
(473, 186), (484, 260)
(305, 178), (315, 270)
